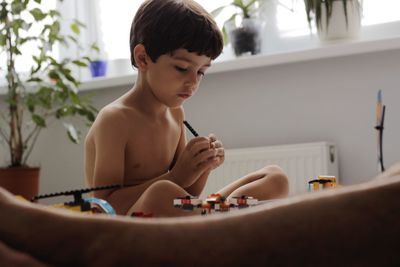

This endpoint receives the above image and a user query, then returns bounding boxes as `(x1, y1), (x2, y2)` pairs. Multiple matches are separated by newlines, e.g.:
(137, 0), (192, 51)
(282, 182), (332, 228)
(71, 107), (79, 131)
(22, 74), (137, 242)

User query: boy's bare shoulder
(90, 102), (138, 135)
(99, 101), (137, 122)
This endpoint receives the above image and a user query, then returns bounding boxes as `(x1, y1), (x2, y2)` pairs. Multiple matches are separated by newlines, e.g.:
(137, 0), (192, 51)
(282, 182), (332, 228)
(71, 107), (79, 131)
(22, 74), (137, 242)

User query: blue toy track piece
(84, 197), (116, 215)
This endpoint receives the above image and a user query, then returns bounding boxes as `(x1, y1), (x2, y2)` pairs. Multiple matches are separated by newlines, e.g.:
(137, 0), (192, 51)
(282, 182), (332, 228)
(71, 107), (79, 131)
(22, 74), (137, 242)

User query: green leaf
(0, 34), (5, 46)
(69, 92), (80, 104)
(67, 35), (78, 44)
(49, 10), (61, 18)
(55, 80), (68, 92)
(30, 8), (47, 21)
(90, 43), (100, 53)
(86, 111), (96, 122)
(0, 3), (8, 22)
(32, 114), (46, 127)
(26, 96), (36, 112)
(37, 86), (54, 96)
(211, 5), (227, 18)
(26, 77), (42, 82)
(64, 123), (80, 144)
(50, 21), (60, 38)
(48, 70), (60, 81)
(72, 60), (88, 67)
(11, 46), (22, 55)
(56, 106), (75, 118)
(70, 22), (80, 35)
(222, 26), (229, 46)
(11, 1), (24, 15)
(233, 0), (245, 8)
(31, 56), (42, 74)
(11, 19), (24, 35)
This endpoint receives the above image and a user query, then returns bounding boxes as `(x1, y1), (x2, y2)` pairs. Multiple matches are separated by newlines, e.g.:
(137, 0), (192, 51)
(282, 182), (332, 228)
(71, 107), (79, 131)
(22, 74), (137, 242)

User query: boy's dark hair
(130, 0), (223, 67)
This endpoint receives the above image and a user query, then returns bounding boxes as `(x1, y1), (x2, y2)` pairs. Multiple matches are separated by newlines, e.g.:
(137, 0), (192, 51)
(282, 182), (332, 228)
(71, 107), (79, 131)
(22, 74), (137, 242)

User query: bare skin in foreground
(1, 163), (400, 266)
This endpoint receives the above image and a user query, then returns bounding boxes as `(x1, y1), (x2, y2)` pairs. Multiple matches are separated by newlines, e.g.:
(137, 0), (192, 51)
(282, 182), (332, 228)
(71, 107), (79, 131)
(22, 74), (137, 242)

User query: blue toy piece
(84, 197), (116, 215)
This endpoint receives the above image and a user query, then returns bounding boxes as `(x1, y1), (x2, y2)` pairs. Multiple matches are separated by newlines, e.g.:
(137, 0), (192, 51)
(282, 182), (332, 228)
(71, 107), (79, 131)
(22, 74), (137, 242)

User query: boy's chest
(124, 122), (181, 182)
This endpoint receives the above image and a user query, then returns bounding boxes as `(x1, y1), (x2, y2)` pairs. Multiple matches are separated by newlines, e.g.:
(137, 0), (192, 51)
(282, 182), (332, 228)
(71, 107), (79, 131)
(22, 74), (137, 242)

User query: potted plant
(304, 0), (362, 41)
(212, 0), (265, 57)
(89, 44), (108, 78)
(0, 0), (97, 199)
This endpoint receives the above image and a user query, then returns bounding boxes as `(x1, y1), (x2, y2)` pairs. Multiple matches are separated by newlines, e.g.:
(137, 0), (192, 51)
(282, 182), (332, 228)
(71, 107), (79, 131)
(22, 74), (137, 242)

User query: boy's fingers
(186, 136), (209, 150)
(191, 140), (212, 155)
(216, 147), (224, 157)
(213, 140), (223, 148)
(208, 134), (217, 142)
(195, 149), (217, 163)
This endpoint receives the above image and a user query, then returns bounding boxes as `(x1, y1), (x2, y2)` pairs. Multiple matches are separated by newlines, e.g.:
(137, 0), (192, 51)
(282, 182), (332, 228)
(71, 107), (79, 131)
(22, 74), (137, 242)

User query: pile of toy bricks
(174, 193), (258, 215)
(308, 175), (337, 191)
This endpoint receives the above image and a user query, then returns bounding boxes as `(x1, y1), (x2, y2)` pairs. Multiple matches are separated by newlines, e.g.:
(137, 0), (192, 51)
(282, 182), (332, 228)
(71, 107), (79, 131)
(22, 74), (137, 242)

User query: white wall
(3, 48), (399, 195)
(184, 48), (400, 186)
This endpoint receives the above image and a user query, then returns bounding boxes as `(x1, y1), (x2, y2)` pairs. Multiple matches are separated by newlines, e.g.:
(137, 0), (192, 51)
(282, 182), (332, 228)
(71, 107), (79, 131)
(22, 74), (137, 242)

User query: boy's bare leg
(125, 165), (289, 217)
(126, 180), (202, 217)
(0, 164), (400, 266)
(217, 165), (289, 199)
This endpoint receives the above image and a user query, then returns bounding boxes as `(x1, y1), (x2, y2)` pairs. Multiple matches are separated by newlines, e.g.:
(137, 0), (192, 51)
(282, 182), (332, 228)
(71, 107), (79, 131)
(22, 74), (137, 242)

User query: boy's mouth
(177, 93), (192, 99)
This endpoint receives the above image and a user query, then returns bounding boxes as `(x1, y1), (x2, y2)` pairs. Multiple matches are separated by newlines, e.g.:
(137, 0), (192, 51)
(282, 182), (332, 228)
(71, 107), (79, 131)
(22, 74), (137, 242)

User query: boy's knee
(146, 180), (184, 197)
(139, 180), (187, 215)
(262, 165), (289, 196)
(261, 164), (285, 175)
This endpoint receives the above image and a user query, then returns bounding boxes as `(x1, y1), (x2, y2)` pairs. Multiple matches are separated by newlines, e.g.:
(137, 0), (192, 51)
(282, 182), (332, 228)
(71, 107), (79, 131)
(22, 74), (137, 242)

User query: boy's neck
(128, 74), (170, 119)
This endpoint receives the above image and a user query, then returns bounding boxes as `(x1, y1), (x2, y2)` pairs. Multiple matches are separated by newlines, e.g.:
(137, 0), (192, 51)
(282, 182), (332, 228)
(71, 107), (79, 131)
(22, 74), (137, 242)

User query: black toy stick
(183, 120), (199, 137)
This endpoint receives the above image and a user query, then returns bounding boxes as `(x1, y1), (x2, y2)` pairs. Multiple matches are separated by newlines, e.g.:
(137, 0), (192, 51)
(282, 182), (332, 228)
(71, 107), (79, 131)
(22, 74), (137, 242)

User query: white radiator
(203, 142), (338, 196)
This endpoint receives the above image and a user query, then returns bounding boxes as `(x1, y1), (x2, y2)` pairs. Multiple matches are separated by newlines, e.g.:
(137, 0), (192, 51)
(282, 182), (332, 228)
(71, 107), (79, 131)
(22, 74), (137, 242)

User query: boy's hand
(170, 136), (221, 188)
(207, 133), (225, 171)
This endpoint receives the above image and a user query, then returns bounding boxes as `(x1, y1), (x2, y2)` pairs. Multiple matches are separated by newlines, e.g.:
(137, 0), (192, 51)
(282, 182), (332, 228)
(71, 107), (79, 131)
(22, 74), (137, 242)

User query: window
(362, 0), (400, 26)
(276, 0), (400, 38)
(0, 0), (57, 77)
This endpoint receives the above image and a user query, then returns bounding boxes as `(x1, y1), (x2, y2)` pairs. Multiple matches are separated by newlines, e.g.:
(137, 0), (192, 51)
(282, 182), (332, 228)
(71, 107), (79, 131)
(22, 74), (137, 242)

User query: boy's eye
(175, 66), (188, 72)
(175, 66), (205, 77)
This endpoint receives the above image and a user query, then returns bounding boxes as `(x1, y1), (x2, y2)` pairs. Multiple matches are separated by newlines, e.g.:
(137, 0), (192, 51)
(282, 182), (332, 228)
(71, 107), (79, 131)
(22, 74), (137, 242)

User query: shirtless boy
(84, 0), (289, 216)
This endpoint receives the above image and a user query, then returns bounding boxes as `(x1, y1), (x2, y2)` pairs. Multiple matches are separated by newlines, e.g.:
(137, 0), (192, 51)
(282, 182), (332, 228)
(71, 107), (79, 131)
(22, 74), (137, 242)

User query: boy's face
(145, 48), (211, 108)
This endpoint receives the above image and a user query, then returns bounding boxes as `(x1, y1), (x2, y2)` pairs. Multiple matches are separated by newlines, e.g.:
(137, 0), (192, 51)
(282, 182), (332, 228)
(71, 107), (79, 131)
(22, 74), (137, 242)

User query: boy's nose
(185, 71), (200, 86)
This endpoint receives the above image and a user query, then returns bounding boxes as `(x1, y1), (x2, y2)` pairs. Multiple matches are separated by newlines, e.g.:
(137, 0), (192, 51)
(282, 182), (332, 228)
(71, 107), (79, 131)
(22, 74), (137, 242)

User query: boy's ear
(133, 44), (149, 70)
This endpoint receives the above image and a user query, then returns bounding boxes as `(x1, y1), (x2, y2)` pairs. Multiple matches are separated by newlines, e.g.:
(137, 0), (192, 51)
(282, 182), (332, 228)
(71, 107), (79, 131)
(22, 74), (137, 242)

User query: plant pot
(90, 60), (108, 77)
(318, 0), (361, 41)
(0, 167), (40, 200)
(226, 18), (263, 57)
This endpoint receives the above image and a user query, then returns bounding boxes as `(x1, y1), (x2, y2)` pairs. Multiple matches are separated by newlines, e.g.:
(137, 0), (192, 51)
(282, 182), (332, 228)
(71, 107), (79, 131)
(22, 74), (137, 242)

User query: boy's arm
(171, 116), (211, 196)
(184, 134), (224, 196)
(89, 109), (125, 189)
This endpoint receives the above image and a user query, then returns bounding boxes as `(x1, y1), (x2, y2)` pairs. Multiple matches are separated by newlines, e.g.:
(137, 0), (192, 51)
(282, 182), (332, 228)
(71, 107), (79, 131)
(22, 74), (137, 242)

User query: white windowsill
(78, 35), (400, 92)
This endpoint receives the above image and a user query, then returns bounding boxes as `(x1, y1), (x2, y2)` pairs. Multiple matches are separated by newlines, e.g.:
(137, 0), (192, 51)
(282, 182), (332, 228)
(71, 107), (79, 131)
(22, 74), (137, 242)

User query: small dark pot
(227, 19), (262, 57)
